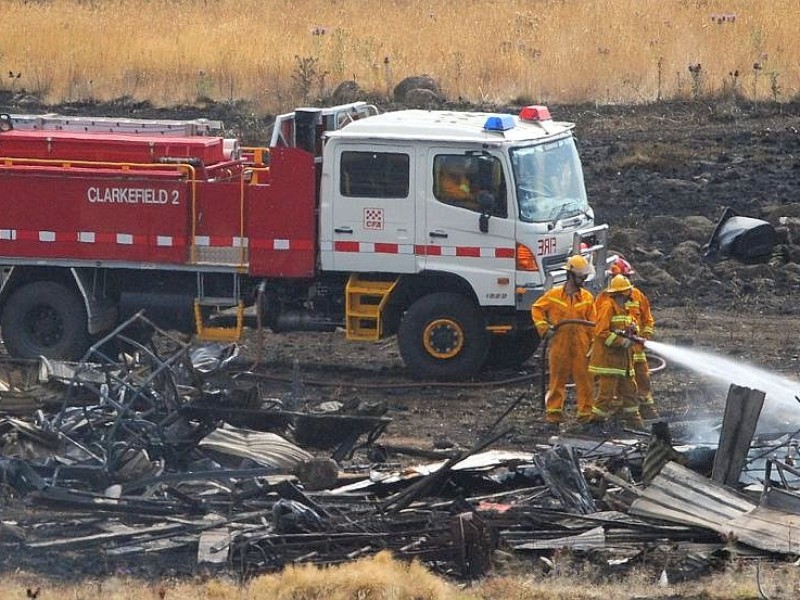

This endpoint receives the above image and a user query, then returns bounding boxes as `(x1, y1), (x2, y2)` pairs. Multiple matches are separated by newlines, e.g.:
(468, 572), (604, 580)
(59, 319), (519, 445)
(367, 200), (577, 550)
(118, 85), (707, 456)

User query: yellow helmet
(607, 274), (633, 293)
(565, 254), (595, 278)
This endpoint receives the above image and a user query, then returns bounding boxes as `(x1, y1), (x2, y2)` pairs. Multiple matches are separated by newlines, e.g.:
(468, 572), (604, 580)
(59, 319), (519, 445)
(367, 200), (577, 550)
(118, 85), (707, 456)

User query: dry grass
(2, 553), (800, 599)
(248, 551), (466, 599)
(0, 0), (798, 112)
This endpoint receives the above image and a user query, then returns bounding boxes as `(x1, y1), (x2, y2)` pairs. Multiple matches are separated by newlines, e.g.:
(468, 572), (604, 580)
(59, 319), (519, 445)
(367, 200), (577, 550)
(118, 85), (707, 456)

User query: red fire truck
(0, 103), (607, 379)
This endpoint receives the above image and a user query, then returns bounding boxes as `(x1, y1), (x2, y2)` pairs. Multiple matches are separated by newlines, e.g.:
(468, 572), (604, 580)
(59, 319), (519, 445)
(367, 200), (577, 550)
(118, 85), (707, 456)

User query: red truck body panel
(0, 131), (317, 278)
(246, 147), (316, 278)
(0, 130), (226, 164)
(0, 166), (189, 264)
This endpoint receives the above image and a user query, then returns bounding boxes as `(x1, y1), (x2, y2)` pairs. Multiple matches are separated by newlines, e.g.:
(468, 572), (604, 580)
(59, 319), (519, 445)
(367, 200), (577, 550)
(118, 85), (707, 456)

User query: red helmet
(610, 257), (635, 276)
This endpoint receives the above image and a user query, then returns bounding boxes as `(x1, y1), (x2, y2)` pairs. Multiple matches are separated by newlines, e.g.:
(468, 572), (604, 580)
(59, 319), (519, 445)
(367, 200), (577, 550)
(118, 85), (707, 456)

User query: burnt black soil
(2, 93), (800, 590)
(2, 91), (800, 437)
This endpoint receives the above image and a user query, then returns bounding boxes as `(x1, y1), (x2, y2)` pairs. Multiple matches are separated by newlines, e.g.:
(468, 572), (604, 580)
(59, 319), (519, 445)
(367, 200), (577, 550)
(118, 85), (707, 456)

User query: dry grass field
(1, 0), (798, 112)
(3, 551), (800, 600)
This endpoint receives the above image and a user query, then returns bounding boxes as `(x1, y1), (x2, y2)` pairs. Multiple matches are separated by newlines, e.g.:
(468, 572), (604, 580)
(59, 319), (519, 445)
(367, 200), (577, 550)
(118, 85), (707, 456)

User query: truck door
(419, 151), (516, 306)
(324, 145), (416, 273)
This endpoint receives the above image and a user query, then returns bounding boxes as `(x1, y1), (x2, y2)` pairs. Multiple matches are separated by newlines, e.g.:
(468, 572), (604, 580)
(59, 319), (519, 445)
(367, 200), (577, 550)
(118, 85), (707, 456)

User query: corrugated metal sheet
(630, 461), (755, 531)
(631, 461), (800, 554)
(198, 424), (312, 470)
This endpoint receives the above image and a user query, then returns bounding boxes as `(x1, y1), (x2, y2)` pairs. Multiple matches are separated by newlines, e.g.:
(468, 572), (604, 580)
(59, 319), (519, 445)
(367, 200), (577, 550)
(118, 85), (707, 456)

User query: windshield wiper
(548, 202), (573, 223)
(548, 202), (585, 229)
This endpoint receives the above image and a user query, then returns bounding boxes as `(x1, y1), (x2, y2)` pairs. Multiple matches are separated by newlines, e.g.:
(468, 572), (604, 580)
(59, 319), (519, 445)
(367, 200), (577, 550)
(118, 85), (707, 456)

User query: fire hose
(539, 319), (666, 400)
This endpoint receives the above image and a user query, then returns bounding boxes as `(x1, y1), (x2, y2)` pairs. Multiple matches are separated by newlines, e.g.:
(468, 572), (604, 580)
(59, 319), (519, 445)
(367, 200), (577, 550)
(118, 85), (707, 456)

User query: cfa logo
(363, 207), (384, 230)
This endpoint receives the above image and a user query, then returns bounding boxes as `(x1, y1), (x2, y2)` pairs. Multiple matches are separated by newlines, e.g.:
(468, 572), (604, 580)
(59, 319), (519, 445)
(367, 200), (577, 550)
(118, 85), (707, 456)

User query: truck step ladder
(345, 274), (398, 341)
(193, 274), (245, 343)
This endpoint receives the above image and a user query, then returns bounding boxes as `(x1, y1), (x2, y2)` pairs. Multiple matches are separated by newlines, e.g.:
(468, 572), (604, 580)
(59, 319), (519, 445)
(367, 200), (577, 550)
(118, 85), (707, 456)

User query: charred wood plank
(25, 522), (186, 549)
(712, 384), (765, 487)
(379, 427), (512, 512)
(533, 445), (596, 514)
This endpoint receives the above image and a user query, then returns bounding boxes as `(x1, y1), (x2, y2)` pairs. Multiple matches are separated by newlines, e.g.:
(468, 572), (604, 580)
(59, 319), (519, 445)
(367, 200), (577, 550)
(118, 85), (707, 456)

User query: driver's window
(432, 154), (507, 218)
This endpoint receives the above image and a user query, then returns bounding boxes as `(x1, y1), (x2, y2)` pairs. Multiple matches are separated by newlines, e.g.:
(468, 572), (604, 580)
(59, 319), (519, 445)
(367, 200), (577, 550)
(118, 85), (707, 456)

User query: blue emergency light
(483, 114), (516, 132)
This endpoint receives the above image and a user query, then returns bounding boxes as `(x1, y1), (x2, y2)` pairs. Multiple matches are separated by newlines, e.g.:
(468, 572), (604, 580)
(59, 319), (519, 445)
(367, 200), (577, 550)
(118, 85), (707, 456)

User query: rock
(331, 80), (361, 104)
(684, 215), (715, 230)
(780, 261), (800, 282)
(294, 457), (339, 491)
(649, 216), (688, 241)
(403, 87), (441, 109)
(775, 216), (800, 246)
(632, 247), (665, 261)
(661, 178), (699, 192)
(785, 246), (800, 264)
(609, 227), (647, 251)
(669, 240), (702, 261)
(433, 437), (454, 449)
(393, 75), (442, 103)
(763, 202), (800, 223)
(684, 215), (715, 243)
(640, 264), (679, 288)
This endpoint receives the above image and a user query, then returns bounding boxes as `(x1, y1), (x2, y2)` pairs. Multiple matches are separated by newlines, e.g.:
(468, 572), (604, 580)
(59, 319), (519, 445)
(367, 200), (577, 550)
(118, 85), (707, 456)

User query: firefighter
(588, 274), (644, 431)
(438, 157), (476, 206)
(610, 257), (658, 419)
(531, 254), (596, 432)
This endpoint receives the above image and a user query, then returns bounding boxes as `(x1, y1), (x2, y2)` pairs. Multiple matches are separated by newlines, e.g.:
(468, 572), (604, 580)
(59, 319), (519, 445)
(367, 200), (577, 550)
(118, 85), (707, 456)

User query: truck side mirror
(477, 191), (494, 233)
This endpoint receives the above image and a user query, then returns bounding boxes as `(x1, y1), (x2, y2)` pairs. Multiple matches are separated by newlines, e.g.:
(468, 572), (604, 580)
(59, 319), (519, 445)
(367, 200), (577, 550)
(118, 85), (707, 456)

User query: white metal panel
(322, 143), (417, 273)
(419, 148), (516, 307)
(327, 109), (573, 144)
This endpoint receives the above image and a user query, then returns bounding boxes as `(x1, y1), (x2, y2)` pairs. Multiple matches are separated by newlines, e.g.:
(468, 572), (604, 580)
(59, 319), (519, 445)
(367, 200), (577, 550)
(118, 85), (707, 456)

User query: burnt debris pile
(2, 328), (800, 582)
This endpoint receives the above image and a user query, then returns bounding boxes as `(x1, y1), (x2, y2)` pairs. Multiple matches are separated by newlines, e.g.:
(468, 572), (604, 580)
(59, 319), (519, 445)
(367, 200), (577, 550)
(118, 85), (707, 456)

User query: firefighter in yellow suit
(610, 258), (658, 419)
(589, 274), (644, 430)
(531, 255), (596, 431)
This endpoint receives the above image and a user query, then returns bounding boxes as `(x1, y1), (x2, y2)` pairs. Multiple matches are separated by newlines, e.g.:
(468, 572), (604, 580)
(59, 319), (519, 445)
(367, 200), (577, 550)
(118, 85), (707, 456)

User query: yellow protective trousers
(545, 335), (594, 423)
(591, 374), (642, 427)
(532, 286), (595, 424)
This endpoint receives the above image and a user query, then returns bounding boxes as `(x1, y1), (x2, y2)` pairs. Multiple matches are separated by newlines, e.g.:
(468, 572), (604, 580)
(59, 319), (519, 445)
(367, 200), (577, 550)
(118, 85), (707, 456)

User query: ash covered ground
(2, 95), (800, 591)
(2, 92), (800, 447)
(236, 99), (800, 449)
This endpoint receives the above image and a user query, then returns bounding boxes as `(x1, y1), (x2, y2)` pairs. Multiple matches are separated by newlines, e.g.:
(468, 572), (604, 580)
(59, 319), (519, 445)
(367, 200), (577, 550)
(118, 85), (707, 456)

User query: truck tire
(398, 293), (489, 380)
(484, 331), (540, 370)
(1, 281), (91, 360)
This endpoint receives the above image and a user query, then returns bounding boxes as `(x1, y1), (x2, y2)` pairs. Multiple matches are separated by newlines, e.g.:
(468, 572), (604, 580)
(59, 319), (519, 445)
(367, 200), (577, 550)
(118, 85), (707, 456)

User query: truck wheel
(398, 293), (489, 380)
(484, 331), (540, 370)
(1, 281), (91, 360)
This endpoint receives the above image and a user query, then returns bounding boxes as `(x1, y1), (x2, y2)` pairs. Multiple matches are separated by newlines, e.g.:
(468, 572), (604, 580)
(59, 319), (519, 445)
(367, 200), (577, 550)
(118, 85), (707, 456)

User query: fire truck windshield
(509, 136), (588, 224)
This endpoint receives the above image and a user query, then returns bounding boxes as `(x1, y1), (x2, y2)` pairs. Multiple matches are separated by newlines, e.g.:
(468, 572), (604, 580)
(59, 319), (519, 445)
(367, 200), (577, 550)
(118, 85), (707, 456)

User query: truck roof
(325, 109), (575, 144)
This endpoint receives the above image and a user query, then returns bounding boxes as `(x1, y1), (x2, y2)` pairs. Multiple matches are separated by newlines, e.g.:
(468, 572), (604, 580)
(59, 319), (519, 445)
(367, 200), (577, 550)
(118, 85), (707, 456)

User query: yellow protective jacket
(531, 285), (595, 350)
(440, 172), (472, 201)
(627, 287), (654, 363)
(627, 287), (654, 338)
(588, 292), (636, 377)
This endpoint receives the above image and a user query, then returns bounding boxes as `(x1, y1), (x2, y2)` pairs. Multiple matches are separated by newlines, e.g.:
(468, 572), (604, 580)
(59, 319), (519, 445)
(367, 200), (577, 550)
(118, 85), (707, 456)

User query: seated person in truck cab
(434, 154), (510, 218)
(435, 156), (480, 211)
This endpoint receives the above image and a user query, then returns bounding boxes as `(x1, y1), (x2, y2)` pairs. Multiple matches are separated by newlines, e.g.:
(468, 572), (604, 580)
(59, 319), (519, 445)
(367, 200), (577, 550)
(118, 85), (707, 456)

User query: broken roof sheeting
(630, 461), (800, 554)
(198, 424), (313, 470)
(630, 461), (755, 530)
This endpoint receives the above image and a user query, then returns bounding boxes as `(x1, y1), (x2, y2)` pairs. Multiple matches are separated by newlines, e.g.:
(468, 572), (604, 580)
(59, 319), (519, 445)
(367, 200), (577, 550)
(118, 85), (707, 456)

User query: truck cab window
(433, 154), (507, 218)
(510, 137), (588, 223)
(340, 151), (409, 198)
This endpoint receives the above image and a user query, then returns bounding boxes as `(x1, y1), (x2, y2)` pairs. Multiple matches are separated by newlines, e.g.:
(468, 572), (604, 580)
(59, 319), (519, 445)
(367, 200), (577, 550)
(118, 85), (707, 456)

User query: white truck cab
(313, 105), (608, 378)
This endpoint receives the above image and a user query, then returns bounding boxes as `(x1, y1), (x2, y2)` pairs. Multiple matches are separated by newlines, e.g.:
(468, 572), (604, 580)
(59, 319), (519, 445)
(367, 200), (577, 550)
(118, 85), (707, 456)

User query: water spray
(645, 339), (800, 434)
